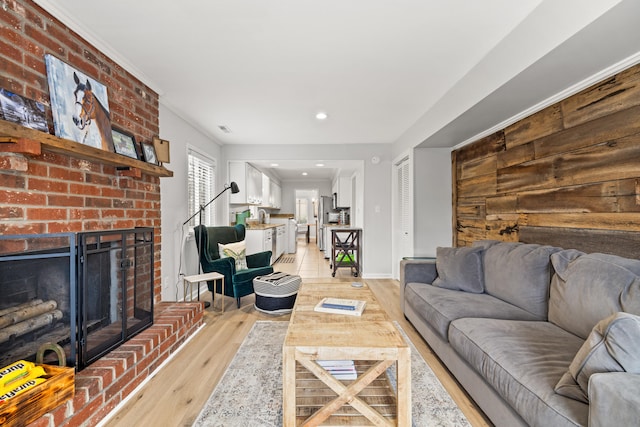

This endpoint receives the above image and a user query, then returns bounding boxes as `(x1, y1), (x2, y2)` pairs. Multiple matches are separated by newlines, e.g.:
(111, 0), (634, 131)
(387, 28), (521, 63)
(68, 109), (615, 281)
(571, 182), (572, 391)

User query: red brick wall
(0, 0), (164, 302)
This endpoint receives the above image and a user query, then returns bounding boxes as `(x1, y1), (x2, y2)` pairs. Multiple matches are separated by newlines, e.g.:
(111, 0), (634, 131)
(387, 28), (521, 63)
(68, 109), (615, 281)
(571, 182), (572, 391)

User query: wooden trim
(0, 119), (173, 178)
(451, 150), (458, 247)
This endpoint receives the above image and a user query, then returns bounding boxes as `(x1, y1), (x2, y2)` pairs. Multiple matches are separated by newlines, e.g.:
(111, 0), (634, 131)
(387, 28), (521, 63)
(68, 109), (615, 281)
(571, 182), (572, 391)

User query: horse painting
(45, 54), (115, 151)
(72, 72), (114, 151)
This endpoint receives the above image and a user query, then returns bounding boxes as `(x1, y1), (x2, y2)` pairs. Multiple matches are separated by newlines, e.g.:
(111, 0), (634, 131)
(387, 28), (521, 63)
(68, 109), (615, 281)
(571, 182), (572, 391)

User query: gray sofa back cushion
(549, 251), (640, 339)
(482, 242), (560, 319)
(433, 246), (485, 293)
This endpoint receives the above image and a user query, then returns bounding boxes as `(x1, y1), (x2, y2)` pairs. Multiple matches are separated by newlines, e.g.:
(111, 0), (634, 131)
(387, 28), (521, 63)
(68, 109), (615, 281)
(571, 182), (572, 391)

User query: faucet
(258, 209), (268, 224)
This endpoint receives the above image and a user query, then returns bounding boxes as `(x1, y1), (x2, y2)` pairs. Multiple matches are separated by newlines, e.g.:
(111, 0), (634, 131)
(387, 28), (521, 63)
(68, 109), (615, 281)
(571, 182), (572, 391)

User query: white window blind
(187, 149), (216, 227)
(398, 157), (410, 236)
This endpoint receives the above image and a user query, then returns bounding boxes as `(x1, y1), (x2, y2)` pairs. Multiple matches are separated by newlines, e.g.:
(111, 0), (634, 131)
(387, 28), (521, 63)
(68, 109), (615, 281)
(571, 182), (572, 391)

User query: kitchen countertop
(243, 223), (282, 230)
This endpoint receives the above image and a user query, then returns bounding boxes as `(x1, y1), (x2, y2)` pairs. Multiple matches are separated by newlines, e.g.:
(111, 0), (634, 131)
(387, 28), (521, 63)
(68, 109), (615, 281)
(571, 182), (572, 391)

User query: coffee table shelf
(294, 360), (398, 425)
(283, 282), (411, 426)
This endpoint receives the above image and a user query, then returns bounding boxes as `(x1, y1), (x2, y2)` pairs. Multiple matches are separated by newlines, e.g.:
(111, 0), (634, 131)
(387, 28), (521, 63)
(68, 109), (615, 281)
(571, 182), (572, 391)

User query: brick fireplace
(0, 1), (203, 425)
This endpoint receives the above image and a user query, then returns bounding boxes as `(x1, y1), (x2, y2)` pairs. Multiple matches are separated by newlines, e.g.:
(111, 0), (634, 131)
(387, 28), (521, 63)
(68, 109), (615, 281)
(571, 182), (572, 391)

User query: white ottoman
(253, 272), (301, 314)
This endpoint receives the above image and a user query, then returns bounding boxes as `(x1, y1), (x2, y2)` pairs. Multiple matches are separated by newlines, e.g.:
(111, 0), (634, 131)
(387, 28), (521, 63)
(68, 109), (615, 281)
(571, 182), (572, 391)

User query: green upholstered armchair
(194, 224), (273, 308)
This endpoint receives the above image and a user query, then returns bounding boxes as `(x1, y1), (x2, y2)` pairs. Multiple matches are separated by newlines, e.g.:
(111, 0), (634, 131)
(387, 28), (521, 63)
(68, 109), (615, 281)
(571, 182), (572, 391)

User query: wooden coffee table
(283, 282), (411, 426)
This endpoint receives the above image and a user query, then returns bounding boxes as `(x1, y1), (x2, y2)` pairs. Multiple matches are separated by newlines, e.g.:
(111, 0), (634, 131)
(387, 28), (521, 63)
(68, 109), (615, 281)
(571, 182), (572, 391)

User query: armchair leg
(236, 297), (241, 308)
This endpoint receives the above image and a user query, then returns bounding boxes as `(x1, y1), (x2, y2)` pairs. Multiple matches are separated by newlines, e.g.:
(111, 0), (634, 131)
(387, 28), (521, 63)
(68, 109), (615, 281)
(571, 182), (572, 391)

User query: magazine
(317, 360), (357, 380)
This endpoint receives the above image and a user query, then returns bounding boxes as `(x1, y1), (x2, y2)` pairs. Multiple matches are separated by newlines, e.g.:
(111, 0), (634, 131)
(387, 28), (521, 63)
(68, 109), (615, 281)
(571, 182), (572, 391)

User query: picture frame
(152, 136), (170, 164)
(111, 127), (139, 159)
(45, 54), (115, 152)
(141, 142), (158, 165)
(0, 88), (49, 132)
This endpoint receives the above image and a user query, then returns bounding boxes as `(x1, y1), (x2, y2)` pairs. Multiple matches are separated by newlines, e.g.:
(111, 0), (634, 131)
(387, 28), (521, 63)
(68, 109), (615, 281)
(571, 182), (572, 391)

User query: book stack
(313, 297), (366, 316)
(316, 360), (357, 380)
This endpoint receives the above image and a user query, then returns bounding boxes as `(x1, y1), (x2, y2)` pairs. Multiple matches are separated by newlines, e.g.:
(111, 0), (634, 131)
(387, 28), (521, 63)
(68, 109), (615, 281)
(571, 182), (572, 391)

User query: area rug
(276, 254), (296, 264)
(193, 321), (470, 427)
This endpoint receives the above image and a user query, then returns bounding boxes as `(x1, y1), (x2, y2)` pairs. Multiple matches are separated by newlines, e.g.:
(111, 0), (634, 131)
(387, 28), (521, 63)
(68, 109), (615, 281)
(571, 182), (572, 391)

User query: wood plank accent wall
(453, 62), (640, 257)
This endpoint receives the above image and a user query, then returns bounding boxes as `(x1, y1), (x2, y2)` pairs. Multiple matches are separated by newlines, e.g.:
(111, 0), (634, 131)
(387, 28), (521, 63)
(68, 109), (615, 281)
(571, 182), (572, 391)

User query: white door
(392, 156), (412, 279)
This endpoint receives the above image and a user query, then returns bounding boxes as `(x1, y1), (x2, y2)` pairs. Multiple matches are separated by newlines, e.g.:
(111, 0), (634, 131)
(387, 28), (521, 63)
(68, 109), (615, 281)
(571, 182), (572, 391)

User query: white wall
(413, 148), (453, 256)
(159, 104), (222, 301)
(281, 180), (331, 214)
(223, 143), (392, 278)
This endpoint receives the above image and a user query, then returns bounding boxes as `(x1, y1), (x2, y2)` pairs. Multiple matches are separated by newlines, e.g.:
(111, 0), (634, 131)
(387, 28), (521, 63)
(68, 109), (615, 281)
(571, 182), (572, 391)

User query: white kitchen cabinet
(333, 176), (352, 208)
(270, 181), (281, 209)
(245, 228), (273, 258)
(261, 173), (271, 207)
(229, 162), (263, 205)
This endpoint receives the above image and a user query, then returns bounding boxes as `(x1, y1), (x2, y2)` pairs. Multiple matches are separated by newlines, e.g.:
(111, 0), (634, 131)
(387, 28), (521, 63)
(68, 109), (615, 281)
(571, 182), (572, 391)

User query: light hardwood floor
(103, 239), (492, 427)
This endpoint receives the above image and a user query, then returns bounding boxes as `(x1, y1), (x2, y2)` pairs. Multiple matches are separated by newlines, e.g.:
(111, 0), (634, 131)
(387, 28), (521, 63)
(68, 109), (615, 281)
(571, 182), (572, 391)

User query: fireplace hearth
(0, 228), (154, 371)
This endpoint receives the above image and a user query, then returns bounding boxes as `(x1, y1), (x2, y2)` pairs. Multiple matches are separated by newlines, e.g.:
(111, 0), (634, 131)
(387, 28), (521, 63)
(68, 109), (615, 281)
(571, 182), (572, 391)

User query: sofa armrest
(399, 259), (437, 312)
(588, 372), (640, 427)
(247, 251), (272, 268)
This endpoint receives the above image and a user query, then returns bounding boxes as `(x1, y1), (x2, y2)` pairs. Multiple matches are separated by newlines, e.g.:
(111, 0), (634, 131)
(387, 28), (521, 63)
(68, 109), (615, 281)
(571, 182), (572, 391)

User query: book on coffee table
(314, 298), (366, 316)
(316, 359), (357, 380)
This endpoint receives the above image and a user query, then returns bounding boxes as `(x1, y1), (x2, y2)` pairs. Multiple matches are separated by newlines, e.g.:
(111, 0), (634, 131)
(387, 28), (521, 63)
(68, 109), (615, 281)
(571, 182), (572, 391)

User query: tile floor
(272, 237), (361, 279)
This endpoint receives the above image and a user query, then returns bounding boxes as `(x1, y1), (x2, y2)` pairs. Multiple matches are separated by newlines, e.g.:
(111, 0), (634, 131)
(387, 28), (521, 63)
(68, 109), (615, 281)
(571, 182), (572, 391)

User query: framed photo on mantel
(111, 127), (138, 159)
(141, 141), (158, 165)
(152, 136), (170, 164)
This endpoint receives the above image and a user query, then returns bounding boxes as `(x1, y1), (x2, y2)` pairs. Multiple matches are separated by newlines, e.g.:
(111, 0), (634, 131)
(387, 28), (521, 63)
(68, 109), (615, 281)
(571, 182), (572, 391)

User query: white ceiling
(250, 159), (357, 181)
(35, 0), (640, 151)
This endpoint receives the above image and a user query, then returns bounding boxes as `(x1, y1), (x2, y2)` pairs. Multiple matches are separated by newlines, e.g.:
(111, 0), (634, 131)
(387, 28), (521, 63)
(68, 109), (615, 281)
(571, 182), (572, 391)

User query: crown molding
(33, 0), (163, 94)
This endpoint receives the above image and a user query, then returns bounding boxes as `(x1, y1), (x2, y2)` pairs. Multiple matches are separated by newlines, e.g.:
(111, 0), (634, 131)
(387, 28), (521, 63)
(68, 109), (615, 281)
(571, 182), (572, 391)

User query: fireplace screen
(0, 233), (77, 368)
(0, 228), (154, 371)
(77, 228), (154, 369)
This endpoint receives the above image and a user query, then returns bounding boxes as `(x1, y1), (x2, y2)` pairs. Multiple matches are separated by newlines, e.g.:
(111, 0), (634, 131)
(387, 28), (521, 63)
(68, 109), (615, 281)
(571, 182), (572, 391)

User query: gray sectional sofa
(400, 240), (640, 427)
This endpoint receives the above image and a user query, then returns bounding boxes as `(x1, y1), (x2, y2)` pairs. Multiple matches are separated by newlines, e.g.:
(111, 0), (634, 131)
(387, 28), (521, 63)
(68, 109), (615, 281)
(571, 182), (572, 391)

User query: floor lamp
(183, 182), (240, 308)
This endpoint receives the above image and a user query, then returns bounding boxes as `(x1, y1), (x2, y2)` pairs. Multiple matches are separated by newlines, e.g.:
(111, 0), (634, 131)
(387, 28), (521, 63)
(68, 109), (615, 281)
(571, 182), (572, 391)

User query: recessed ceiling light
(315, 163), (325, 167)
(302, 172), (308, 176)
(270, 163), (279, 167)
(315, 112), (328, 120)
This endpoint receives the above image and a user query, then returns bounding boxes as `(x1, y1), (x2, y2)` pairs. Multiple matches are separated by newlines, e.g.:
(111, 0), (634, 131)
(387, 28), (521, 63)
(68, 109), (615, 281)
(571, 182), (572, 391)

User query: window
(187, 149), (216, 227)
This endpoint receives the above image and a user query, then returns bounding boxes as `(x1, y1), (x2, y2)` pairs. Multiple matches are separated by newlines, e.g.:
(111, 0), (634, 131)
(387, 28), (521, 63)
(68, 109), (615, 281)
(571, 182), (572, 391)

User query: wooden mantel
(0, 119), (173, 178)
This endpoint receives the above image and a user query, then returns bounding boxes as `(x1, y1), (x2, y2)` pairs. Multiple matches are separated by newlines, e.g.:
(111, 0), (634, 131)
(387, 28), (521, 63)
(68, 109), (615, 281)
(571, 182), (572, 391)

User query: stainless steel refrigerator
(317, 196), (336, 251)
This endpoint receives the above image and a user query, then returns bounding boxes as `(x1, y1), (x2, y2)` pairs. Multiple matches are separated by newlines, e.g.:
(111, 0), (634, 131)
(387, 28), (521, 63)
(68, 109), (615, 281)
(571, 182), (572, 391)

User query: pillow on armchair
(218, 240), (248, 271)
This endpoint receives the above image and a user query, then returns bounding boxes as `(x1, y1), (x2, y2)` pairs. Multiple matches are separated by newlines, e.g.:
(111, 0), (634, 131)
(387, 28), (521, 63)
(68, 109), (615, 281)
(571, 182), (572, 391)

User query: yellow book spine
(0, 377), (46, 402)
(0, 365), (46, 396)
(0, 360), (35, 388)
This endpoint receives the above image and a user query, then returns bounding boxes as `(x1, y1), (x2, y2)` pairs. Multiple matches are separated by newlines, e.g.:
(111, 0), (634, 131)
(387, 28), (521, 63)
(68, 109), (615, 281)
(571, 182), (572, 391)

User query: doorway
(295, 189), (318, 241)
(392, 155), (412, 279)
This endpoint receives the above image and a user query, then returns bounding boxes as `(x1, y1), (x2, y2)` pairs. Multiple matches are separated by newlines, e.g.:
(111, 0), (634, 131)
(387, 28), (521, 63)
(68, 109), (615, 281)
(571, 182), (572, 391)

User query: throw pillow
(554, 312), (640, 403)
(432, 246), (485, 293)
(218, 240), (248, 271)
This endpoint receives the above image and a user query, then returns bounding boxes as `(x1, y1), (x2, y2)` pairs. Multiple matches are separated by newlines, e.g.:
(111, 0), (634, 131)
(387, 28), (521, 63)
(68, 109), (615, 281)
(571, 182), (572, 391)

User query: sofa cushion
(404, 282), (540, 340)
(549, 251), (640, 339)
(432, 246), (485, 293)
(472, 239), (501, 250)
(449, 318), (587, 427)
(555, 312), (640, 403)
(483, 242), (561, 319)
